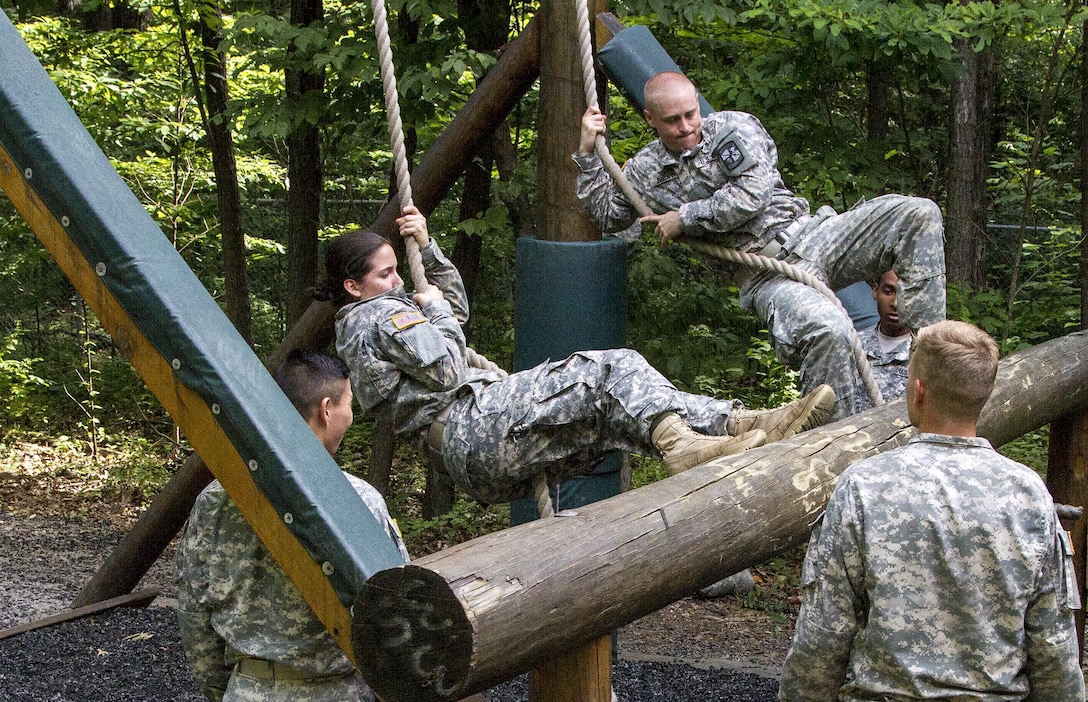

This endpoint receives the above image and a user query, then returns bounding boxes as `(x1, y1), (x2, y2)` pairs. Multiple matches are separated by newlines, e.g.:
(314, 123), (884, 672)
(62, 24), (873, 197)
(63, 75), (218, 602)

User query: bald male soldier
(574, 71), (946, 421)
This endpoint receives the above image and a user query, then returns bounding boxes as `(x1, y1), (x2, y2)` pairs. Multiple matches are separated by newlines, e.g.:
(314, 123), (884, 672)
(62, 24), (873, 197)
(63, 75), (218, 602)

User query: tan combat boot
(726, 384), (836, 443)
(651, 413), (767, 475)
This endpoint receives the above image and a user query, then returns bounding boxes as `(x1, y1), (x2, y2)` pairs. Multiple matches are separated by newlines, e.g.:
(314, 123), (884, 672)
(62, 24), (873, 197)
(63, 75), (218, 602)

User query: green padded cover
(510, 237), (627, 522)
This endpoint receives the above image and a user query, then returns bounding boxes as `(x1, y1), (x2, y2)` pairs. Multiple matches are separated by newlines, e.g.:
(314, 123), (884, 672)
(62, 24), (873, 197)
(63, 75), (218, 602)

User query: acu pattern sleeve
(175, 493), (231, 702)
(375, 297), (470, 393)
(572, 151), (641, 234)
(778, 480), (863, 701)
(1024, 518), (1085, 701)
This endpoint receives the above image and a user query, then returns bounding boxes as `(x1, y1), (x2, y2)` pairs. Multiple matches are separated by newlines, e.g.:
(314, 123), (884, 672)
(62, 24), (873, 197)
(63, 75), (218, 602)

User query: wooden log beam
(351, 330), (1088, 702)
(369, 15), (540, 240)
(0, 589), (161, 641)
(1047, 409), (1088, 656)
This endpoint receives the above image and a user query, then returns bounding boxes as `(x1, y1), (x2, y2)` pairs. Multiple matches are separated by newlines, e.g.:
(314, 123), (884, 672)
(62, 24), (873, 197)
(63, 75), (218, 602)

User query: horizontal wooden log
(352, 330), (1088, 701)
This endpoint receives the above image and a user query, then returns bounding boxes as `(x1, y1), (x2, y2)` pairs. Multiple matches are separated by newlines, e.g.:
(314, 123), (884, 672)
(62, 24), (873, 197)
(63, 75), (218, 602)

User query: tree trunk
(866, 56), (889, 143)
(1080, 16), (1088, 329)
(78, 0), (149, 31)
(452, 0), (511, 332)
(284, 0), (325, 327)
(945, 36), (988, 290)
(352, 330), (1088, 702)
(198, 0), (253, 343)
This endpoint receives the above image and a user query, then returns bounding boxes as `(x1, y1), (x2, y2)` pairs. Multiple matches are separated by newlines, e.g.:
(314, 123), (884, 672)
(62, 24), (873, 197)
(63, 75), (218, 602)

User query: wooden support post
(352, 331), (1088, 702)
(529, 0), (613, 699)
(528, 636), (613, 702)
(1046, 409), (1088, 658)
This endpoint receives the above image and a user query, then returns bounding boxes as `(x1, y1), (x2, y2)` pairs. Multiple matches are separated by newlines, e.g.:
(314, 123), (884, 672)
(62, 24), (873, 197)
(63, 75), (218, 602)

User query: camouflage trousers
(438, 349), (737, 504)
(224, 671), (375, 701)
(741, 195), (945, 421)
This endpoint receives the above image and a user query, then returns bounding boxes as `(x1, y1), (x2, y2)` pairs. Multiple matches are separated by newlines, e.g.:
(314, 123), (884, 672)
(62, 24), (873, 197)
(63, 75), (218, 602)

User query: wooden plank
(0, 588), (161, 641)
(0, 142), (357, 663)
(68, 9), (543, 614)
(352, 330), (1088, 701)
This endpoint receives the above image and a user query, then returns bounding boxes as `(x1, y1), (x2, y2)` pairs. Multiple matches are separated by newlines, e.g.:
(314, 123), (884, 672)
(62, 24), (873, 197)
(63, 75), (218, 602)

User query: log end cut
(353, 564), (474, 702)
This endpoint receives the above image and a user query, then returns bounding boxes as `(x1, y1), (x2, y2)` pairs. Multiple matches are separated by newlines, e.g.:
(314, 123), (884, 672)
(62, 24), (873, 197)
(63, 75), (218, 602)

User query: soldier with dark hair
(175, 349), (408, 702)
(319, 206), (835, 505)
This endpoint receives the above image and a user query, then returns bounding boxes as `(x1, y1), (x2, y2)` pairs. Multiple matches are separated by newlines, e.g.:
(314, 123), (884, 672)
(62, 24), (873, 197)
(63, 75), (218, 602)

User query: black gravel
(0, 606), (781, 701)
(0, 511), (779, 700)
(0, 606), (203, 702)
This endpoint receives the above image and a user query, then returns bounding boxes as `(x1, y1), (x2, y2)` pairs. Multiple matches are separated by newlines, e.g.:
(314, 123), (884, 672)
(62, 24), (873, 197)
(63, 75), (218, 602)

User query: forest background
(1, 0), (1086, 558)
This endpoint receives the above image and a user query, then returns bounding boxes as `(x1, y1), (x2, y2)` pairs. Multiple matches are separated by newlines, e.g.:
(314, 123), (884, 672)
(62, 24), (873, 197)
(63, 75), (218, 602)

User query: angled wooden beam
(67, 13), (542, 609)
(0, 12), (404, 662)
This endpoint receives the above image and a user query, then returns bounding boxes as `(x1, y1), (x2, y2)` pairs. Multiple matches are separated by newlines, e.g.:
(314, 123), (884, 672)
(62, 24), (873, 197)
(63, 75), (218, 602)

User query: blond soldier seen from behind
(779, 321), (1084, 701)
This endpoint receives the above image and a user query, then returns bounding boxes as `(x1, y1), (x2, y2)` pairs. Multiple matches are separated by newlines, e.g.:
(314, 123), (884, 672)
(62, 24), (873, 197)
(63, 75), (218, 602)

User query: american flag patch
(391, 311), (426, 330)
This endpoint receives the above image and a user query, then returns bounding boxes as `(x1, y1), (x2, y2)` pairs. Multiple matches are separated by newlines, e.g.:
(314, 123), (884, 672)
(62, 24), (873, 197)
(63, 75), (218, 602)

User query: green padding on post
(598, 25), (714, 117)
(510, 237), (628, 523)
(0, 13), (405, 604)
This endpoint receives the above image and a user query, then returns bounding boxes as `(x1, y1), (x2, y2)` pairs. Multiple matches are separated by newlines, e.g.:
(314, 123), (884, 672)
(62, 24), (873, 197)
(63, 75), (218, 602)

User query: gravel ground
(0, 510), (786, 701)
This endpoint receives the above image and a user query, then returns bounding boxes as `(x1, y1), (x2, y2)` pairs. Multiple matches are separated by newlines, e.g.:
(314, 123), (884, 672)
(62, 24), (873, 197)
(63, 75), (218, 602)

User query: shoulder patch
(390, 311), (426, 330)
(714, 129), (756, 176)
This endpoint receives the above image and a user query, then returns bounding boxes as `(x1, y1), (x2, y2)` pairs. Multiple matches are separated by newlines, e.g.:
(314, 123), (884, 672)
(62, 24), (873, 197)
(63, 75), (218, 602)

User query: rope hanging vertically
(370, 0), (553, 515)
(574, 1), (883, 409)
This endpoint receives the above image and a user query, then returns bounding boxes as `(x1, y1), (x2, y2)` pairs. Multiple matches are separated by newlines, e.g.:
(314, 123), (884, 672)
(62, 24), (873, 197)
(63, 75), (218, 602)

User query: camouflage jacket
(334, 239), (500, 436)
(779, 433), (1084, 701)
(175, 477), (409, 701)
(573, 110), (808, 251)
(857, 324), (911, 401)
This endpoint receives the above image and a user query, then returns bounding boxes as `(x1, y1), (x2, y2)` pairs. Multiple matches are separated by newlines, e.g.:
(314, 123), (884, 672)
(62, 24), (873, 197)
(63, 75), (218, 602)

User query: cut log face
(353, 331), (1088, 701)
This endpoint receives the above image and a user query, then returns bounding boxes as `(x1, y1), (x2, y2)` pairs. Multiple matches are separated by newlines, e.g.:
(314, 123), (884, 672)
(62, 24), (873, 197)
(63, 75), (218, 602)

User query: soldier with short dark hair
(856, 269), (912, 401)
(175, 349), (409, 702)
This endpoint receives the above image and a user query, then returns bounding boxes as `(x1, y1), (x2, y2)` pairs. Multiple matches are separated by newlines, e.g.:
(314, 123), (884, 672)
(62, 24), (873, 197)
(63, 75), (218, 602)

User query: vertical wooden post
(528, 636), (613, 702)
(533, 0), (613, 699)
(1046, 409), (1088, 658)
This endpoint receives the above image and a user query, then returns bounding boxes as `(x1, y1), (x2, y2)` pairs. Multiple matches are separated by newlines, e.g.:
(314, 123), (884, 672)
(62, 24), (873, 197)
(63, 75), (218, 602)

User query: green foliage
(0, 328), (51, 424)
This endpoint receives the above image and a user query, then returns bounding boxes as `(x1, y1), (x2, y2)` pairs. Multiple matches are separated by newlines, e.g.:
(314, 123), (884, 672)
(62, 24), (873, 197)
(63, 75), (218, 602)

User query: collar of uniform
(908, 433), (992, 450)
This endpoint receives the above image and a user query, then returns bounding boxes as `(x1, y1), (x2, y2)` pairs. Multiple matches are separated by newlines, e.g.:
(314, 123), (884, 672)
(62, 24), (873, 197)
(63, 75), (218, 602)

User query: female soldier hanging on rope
(314, 207), (835, 505)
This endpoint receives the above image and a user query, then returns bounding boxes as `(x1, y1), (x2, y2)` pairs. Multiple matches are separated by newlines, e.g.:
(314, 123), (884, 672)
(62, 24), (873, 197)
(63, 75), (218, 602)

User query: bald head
(643, 72), (703, 155)
(644, 72), (697, 113)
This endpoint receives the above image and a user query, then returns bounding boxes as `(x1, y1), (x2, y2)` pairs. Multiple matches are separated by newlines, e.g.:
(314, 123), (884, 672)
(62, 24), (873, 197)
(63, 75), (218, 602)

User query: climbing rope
(370, 0), (554, 516)
(575, 1), (883, 410)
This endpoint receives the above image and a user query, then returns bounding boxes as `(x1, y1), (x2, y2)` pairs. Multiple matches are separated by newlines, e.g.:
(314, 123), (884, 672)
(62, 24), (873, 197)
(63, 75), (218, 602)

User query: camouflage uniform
(574, 110), (946, 421)
(335, 240), (741, 505)
(175, 478), (408, 702)
(778, 434), (1084, 701)
(857, 324), (911, 401)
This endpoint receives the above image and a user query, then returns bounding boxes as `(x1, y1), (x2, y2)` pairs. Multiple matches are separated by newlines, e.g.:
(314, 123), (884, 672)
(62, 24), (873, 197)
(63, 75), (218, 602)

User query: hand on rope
(640, 210), (682, 243)
(396, 204), (431, 250)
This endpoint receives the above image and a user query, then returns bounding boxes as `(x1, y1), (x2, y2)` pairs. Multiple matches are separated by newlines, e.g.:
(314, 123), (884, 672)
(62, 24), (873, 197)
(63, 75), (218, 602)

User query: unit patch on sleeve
(390, 311), (426, 330)
(714, 128), (756, 176)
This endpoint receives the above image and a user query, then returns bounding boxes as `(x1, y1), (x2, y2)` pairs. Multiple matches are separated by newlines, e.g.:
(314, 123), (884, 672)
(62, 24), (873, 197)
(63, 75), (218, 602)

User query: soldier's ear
(343, 278), (364, 300)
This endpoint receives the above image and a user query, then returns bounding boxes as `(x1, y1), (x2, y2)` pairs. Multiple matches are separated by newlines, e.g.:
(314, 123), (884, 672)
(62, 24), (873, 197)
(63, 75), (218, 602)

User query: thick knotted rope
(575, 1), (882, 410)
(371, 0), (553, 517)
